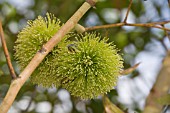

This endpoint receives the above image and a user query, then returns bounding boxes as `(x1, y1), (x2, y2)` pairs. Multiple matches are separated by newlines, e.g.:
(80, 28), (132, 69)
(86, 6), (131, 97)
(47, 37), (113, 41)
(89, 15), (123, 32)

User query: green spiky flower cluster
(56, 33), (123, 99)
(14, 13), (71, 87)
(14, 13), (123, 99)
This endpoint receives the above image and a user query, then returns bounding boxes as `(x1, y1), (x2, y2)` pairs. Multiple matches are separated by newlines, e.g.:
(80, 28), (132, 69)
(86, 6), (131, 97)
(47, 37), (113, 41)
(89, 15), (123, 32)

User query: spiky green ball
(56, 33), (123, 99)
(14, 13), (123, 99)
(14, 13), (70, 87)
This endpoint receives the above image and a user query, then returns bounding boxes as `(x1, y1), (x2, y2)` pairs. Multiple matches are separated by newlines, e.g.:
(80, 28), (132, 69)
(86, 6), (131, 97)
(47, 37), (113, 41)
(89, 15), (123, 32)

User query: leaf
(120, 62), (140, 75)
(102, 95), (124, 113)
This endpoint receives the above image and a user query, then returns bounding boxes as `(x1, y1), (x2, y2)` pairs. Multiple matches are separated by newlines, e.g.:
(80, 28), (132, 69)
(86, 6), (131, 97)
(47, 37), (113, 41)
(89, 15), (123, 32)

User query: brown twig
(158, 25), (169, 51)
(159, 37), (168, 51)
(0, 0), (97, 113)
(149, 21), (170, 25)
(0, 21), (17, 79)
(85, 23), (125, 31)
(162, 24), (170, 41)
(85, 22), (170, 32)
(123, 0), (133, 23)
(126, 23), (170, 31)
(84, 0), (170, 33)
(119, 62), (140, 75)
(22, 86), (36, 113)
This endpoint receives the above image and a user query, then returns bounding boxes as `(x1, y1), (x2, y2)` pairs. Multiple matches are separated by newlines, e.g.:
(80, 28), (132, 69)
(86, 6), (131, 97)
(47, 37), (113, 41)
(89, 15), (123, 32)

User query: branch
(162, 24), (170, 42)
(85, 22), (170, 32)
(158, 25), (169, 51)
(119, 62), (140, 75)
(123, 0), (133, 23)
(0, 0), (97, 112)
(85, 22), (125, 31)
(22, 86), (36, 112)
(84, 0), (170, 32)
(74, 24), (86, 33)
(158, 37), (168, 52)
(143, 51), (170, 113)
(126, 23), (170, 31)
(0, 21), (17, 79)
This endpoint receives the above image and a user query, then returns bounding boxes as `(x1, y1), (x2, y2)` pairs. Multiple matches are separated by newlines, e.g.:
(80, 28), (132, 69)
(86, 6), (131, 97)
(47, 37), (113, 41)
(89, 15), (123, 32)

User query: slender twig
(74, 24), (86, 33)
(24, 94), (35, 112)
(0, 21), (17, 79)
(163, 105), (170, 113)
(126, 23), (170, 31)
(22, 86), (36, 113)
(149, 21), (170, 25)
(157, 25), (169, 51)
(123, 0), (133, 23)
(85, 23), (125, 31)
(0, 0), (97, 113)
(85, 22), (170, 32)
(162, 24), (170, 41)
(119, 62), (140, 75)
(159, 37), (168, 51)
(84, 0), (170, 32)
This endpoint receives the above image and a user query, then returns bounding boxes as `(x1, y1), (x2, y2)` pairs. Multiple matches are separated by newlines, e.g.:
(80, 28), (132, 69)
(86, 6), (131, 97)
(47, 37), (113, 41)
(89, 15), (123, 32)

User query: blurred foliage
(156, 94), (170, 105)
(0, 0), (169, 113)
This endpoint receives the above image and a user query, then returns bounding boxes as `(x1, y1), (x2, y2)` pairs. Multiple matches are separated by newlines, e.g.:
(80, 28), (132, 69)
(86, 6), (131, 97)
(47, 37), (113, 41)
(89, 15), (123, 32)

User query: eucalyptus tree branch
(0, 21), (17, 79)
(143, 51), (170, 113)
(0, 0), (97, 112)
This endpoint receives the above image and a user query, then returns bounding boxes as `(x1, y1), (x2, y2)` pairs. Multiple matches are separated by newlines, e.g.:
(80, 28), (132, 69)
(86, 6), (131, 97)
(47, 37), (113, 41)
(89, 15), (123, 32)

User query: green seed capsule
(14, 13), (71, 87)
(56, 33), (124, 99)
(14, 13), (123, 99)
